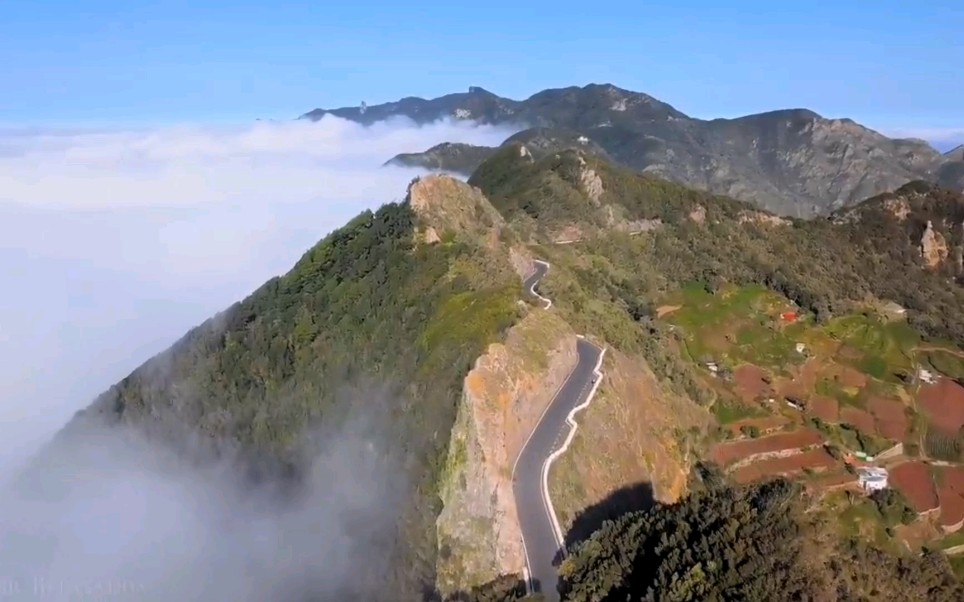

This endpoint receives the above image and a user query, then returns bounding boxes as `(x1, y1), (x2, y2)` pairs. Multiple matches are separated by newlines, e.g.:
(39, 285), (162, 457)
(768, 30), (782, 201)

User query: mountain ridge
(305, 83), (964, 217)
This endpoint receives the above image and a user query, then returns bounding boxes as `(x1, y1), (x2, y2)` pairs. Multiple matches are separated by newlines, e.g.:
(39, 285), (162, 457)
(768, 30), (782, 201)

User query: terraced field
(661, 283), (964, 551)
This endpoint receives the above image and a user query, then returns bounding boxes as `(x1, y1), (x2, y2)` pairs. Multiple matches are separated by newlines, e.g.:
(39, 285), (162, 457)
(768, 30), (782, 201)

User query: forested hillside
(471, 145), (964, 349)
(67, 194), (524, 599)
(560, 472), (964, 601)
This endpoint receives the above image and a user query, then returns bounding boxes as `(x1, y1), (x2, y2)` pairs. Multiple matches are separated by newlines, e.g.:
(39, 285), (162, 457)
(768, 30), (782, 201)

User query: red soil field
(710, 430), (823, 467)
(733, 364), (770, 402)
(937, 466), (964, 531)
(918, 378), (964, 432)
(809, 396), (839, 422)
(867, 396), (909, 440)
(731, 448), (837, 484)
(836, 345), (863, 362)
(840, 406), (876, 436)
(940, 465), (964, 494)
(890, 461), (939, 513)
(838, 366), (868, 389)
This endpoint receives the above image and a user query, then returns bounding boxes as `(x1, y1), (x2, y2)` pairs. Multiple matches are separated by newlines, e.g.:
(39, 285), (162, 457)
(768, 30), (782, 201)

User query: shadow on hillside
(425, 574), (540, 601)
(562, 480), (655, 550)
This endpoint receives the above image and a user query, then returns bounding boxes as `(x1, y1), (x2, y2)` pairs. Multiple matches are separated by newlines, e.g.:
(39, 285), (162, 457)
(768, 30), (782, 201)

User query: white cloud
(0, 115), (515, 600)
(0, 115), (513, 473)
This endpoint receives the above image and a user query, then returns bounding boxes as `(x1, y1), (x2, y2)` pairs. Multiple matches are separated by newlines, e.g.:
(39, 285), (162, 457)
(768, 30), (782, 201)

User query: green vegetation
(714, 400), (764, 424)
(469, 151), (964, 446)
(925, 425), (964, 461)
(473, 152), (964, 348)
(560, 477), (964, 601)
(740, 425), (761, 438)
(938, 531), (964, 551)
(824, 313), (919, 381)
(665, 284), (805, 373)
(84, 201), (522, 598)
(869, 488), (917, 527)
(926, 349), (964, 380)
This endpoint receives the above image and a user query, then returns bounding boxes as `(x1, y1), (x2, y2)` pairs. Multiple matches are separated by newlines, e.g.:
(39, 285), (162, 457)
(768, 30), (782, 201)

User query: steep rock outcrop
(435, 308), (578, 594)
(576, 156), (604, 204)
(920, 220), (949, 269)
(408, 175), (505, 248)
(549, 351), (710, 533)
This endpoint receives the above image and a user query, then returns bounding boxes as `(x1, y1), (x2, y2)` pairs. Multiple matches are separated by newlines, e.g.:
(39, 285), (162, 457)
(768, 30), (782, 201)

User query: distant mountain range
(302, 84), (964, 217)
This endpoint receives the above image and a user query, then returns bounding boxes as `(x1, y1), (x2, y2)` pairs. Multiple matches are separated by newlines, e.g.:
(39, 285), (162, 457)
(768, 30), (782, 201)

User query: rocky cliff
(435, 307), (578, 594)
(548, 351), (709, 538)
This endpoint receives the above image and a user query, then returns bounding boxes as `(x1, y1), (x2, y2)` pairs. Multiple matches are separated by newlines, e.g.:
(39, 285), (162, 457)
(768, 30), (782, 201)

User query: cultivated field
(919, 378), (964, 433)
(890, 461), (939, 513)
(709, 430), (823, 467)
(809, 396), (839, 422)
(662, 282), (964, 551)
(731, 448), (837, 484)
(938, 466), (964, 532)
(867, 396), (909, 440)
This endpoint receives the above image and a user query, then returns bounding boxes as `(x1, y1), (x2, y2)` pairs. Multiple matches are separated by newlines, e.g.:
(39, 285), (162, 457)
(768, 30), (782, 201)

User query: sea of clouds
(0, 115), (514, 600)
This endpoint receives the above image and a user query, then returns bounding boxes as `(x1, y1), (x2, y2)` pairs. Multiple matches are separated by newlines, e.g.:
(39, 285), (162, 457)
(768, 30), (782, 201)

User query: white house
(918, 368), (938, 385)
(857, 467), (888, 492)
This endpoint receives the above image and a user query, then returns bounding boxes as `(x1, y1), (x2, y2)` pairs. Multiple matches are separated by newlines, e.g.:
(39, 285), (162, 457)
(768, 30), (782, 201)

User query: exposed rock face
(920, 220), (949, 269)
(958, 221), (964, 274)
(623, 218), (663, 233)
(689, 205), (707, 224)
(306, 83), (953, 217)
(422, 226), (441, 244)
(407, 176), (505, 246)
(549, 351), (709, 531)
(578, 164), (605, 203)
(434, 309), (578, 594)
(884, 197), (912, 221)
(738, 210), (791, 226)
(508, 246), (535, 281)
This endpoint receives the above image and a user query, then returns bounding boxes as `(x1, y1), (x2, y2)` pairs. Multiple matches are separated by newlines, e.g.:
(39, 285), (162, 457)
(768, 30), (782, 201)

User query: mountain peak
(406, 175), (505, 245)
(947, 144), (964, 161)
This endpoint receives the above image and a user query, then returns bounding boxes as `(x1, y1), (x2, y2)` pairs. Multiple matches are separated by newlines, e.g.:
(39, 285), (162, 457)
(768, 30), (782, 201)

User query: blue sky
(1, 1), (961, 145)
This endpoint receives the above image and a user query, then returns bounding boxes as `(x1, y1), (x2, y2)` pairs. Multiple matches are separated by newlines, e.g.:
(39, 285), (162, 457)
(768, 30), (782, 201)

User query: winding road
(512, 260), (606, 601)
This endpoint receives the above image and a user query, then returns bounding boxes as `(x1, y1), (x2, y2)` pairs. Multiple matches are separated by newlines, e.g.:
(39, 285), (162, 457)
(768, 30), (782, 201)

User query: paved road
(523, 260), (551, 309)
(513, 261), (604, 601)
